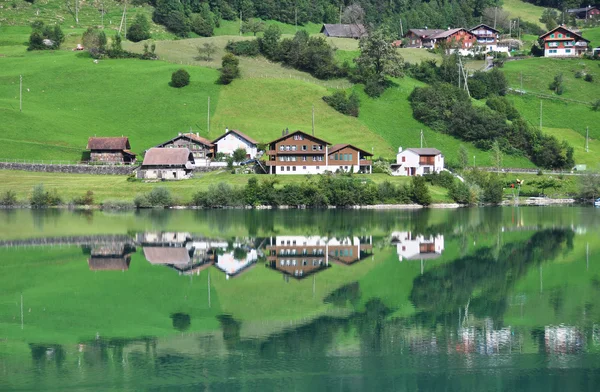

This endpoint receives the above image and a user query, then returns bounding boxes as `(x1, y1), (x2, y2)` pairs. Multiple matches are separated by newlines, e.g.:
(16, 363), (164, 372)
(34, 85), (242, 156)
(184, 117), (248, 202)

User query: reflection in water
(86, 244), (135, 271)
(392, 231), (445, 261)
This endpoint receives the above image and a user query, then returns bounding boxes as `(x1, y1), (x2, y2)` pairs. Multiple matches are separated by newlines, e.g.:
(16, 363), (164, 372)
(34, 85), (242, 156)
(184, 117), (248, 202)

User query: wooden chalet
(403, 28), (477, 54)
(327, 143), (373, 173)
(139, 148), (195, 180)
(266, 236), (330, 279)
(320, 24), (367, 39)
(87, 137), (136, 164)
(266, 130), (331, 175)
(567, 5), (600, 20)
(469, 24), (507, 53)
(154, 133), (215, 166)
(403, 29), (445, 48)
(539, 25), (589, 57)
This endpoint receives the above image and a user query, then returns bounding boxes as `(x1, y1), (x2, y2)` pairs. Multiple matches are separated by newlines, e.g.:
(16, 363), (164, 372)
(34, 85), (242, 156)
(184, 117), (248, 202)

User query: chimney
(225, 127), (229, 133)
(282, 129), (285, 136)
(196, 132), (199, 137)
(179, 132), (182, 136)
(398, 147), (403, 153)
(285, 127), (289, 135)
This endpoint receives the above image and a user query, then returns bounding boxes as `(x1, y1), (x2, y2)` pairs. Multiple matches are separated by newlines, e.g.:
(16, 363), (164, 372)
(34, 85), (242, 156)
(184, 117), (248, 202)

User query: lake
(1, 207), (599, 391)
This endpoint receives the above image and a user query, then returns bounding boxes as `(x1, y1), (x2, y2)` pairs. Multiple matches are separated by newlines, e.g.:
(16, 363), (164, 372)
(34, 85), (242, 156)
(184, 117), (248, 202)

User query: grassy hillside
(502, 0), (547, 28)
(543, 127), (599, 168)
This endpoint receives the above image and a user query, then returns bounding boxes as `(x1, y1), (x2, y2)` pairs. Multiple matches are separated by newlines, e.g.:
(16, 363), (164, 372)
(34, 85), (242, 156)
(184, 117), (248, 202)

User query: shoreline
(0, 198), (584, 211)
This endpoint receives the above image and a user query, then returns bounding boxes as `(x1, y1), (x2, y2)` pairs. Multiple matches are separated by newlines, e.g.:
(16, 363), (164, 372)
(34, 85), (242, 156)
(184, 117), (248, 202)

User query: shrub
(424, 171), (455, 189)
(218, 54), (240, 85)
(364, 77), (386, 98)
(593, 99), (600, 111)
(549, 73), (564, 95)
(28, 21), (64, 51)
(82, 27), (107, 58)
(575, 71), (584, 79)
(190, 13), (214, 37)
(72, 190), (95, 206)
(584, 74), (594, 82)
(225, 39), (260, 56)
(232, 147), (248, 163)
(127, 14), (151, 42)
(30, 184), (62, 207)
(448, 181), (471, 204)
(322, 90), (360, 117)
(196, 42), (217, 61)
(0, 190), (18, 207)
(171, 69), (190, 88)
(410, 176), (432, 206)
(134, 187), (173, 208)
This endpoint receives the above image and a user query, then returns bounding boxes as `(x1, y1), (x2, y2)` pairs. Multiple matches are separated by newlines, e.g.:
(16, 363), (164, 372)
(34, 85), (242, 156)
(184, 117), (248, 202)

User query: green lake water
(1, 207), (600, 391)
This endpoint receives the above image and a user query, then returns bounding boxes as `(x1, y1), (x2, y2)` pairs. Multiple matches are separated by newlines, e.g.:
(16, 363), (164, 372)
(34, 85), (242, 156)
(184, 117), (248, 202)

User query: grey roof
(407, 148), (442, 156)
(429, 28), (470, 39)
(321, 24), (367, 38)
(87, 137), (131, 151)
(142, 148), (194, 166)
(406, 29), (445, 38)
(567, 6), (598, 13)
(469, 24), (500, 33)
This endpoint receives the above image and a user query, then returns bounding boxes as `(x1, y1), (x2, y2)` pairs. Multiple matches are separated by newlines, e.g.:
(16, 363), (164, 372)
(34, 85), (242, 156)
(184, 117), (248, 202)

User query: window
(302, 156), (307, 161)
(291, 145), (297, 151)
(302, 260), (307, 266)
(550, 34), (555, 38)
(334, 153), (338, 160)
(349, 153), (353, 161)
(566, 49), (571, 53)
(303, 166), (307, 169)
(318, 145), (323, 151)
(293, 134), (304, 140)
(286, 166), (290, 171)
(312, 145), (317, 151)
(302, 145), (307, 151)
(402, 157), (406, 162)
(279, 145), (284, 151)
(558, 33), (562, 38)
(293, 166), (296, 171)
(318, 156), (323, 161)
(285, 145), (290, 151)
(316, 166), (320, 169)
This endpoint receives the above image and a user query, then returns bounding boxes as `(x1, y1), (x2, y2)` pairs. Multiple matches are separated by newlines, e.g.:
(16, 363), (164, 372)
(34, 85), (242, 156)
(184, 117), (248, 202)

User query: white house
(391, 232), (445, 262)
(212, 128), (259, 159)
(391, 147), (444, 176)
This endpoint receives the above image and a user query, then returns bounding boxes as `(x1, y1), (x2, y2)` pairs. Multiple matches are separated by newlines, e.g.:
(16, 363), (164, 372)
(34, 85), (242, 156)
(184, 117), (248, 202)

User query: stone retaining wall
(0, 162), (137, 175)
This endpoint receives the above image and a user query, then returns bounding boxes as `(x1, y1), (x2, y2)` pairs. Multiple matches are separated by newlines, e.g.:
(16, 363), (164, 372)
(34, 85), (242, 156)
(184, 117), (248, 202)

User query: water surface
(1, 207), (599, 391)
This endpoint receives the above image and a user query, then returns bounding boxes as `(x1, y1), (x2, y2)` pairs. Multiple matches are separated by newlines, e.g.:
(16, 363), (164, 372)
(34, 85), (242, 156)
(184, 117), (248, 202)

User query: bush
(72, 190), (95, 206)
(593, 99), (600, 111)
(322, 90), (360, 117)
(225, 39), (260, 56)
(30, 184), (62, 208)
(549, 73), (564, 95)
(171, 69), (190, 88)
(0, 190), (18, 207)
(127, 14), (151, 42)
(190, 13), (214, 37)
(134, 187), (173, 208)
(424, 171), (455, 189)
(584, 74), (594, 82)
(82, 27), (107, 58)
(410, 176), (432, 206)
(28, 21), (64, 51)
(448, 181), (471, 204)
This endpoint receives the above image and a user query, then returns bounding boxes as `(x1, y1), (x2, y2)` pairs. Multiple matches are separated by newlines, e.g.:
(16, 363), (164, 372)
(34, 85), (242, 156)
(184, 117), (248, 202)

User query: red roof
(87, 137), (131, 151)
(539, 25), (589, 42)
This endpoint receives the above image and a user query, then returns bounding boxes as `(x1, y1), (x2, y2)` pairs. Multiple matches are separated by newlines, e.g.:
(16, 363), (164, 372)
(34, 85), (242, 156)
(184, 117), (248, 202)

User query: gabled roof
(567, 6), (599, 13)
(539, 25), (589, 42)
(142, 148), (194, 166)
(405, 148), (442, 156)
(429, 28), (472, 39)
(469, 24), (499, 33)
(212, 129), (258, 145)
(267, 130), (331, 146)
(328, 143), (373, 156)
(87, 137), (131, 151)
(405, 29), (445, 38)
(143, 247), (191, 265)
(155, 133), (214, 149)
(320, 24), (367, 38)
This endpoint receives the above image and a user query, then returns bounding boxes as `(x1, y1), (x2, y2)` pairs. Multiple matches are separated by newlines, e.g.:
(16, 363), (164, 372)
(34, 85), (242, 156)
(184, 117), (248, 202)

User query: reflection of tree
(171, 313), (191, 332)
(410, 229), (574, 325)
(30, 344), (66, 369)
(232, 247), (247, 260)
(217, 315), (241, 350)
(324, 282), (360, 308)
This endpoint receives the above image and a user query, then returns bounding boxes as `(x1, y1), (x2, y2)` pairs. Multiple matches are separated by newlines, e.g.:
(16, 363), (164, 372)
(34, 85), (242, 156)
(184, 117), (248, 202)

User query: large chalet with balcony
(403, 28), (477, 54)
(469, 24), (508, 53)
(266, 130), (372, 175)
(539, 25), (589, 57)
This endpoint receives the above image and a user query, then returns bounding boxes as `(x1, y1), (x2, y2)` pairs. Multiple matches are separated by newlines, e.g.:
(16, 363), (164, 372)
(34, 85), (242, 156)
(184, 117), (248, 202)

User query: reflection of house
(539, 25), (589, 57)
(153, 133), (215, 166)
(212, 128), (259, 159)
(320, 24), (367, 39)
(266, 236), (330, 279)
(545, 325), (583, 354)
(87, 244), (135, 271)
(391, 147), (444, 176)
(214, 246), (258, 278)
(139, 148), (195, 180)
(87, 137), (136, 164)
(391, 232), (444, 261)
(327, 236), (373, 266)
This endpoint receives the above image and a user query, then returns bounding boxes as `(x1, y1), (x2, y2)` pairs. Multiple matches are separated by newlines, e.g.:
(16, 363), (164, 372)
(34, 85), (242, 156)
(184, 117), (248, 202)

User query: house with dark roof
(87, 137), (136, 164)
(320, 24), (367, 39)
(391, 147), (444, 176)
(567, 5), (600, 20)
(327, 143), (373, 173)
(212, 128), (259, 159)
(403, 29), (446, 48)
(139, 148), (195, 180)
(469, 24), (508, 53)
(153, 133), (215, 166)
(403, 28), (477, 54)
(539, 25), (590, 57)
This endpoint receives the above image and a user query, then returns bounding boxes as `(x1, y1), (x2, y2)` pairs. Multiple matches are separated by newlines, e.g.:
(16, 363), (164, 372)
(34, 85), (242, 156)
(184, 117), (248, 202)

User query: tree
(218, 53), (240, 85)
(342, 3), (365, 25)
(232, 147), (248, 163)
(411, 176), (432, 206)
(491, 140), (503, 173)
(578, 173), (600, 201)
(170, 313), (191, 332)
(540, 8), (558, 30)
(127, 14), (151, 42)
(196, 42), (217, 61)
(458, 145), (469, 169)
(171, 69), (190, 88)
(82, 27), (107, 58)
(242, 18), (265, 36)
(28, 21), (64, 50)
(258, 24), (281, 60)
(549, 73), (564, 95)
(355, 28), (404, 97)
(190, 12), (214, 37)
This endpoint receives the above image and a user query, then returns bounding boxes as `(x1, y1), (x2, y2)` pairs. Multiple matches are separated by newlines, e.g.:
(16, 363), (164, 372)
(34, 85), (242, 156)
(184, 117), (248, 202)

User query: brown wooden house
(153, 133), (215, 166)
(266, 236), (331, 279)
(87, 244), (135, 271)
(320, 24), (367, 39)
(87, 137), (136, 164)
(266, 130), (331, 175)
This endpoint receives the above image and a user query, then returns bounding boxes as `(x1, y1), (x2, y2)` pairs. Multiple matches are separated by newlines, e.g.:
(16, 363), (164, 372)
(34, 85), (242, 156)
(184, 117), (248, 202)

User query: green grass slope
(502, 0), (547, 28)
(543, 127), (599, 168)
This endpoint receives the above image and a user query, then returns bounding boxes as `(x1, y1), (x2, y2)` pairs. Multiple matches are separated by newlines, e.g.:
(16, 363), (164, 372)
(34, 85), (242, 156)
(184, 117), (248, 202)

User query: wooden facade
(403, 29), (445, 48)
(87, 137), (136, 164)
(567, 6), (600, 20)
(540, 25), (589, 57)
(266, 130), (330, 175)
(154, 133), (215, 165)
(328, 144), (373, 173)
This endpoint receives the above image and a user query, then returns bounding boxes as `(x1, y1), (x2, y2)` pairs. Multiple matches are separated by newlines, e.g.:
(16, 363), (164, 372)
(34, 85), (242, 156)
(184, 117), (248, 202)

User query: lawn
(0, 170), (458, 204)
(503, 58), (600, 103)
(502, 0), (548, 28)
(581, 26), (600, 47)
(543, 127), (600, 169)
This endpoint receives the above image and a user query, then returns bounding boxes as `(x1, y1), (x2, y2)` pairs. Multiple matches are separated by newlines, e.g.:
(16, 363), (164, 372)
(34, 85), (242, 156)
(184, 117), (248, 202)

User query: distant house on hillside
(539, 25), (590, 57)
(87, 137), (136, 164)
(567, 5), (600, 20)
(153, 133), (215, 166)
(469, 24), (509, 53)
(139, 148), (195, 180)
(403, 28), (477, 55)
(391, 147), (444, 176)
(320, 24), (367, 39)
(212, 128), (259, 159)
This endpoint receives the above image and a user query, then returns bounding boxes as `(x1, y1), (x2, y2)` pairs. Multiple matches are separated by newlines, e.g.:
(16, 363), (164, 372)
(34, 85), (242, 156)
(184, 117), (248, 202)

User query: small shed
(320, 24), (367, 39)
(87, 137), (136, 164)
(139, 148), (195, 180)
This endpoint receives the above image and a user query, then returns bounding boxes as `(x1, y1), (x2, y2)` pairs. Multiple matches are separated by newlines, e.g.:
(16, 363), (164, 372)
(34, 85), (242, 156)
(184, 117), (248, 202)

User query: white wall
(215, 133), (258, 158)
(544, 47), (577, 57)
(271, 165), (329, 175)
(142, 168), (190, 180)
(392, 150), (444, 176)
(392, 232), (445, 261)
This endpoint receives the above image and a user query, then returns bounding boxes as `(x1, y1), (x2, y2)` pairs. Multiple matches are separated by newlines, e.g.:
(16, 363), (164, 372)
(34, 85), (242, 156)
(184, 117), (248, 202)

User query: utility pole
(101, 1), (104, 28)
(494, 7), (497, 29)
(19, 75), (22, 112)
(399, 18), (404, 37)
(339, 3), (342, 24)
(124, 0), (127, 38)
(586, 126), (589, 152)
(312, 105), (315, 136)
(295, 4), (298, 32)
(207, 96), (210, 135)
(540, 100), (543, 131)
(520, 72), (523, 93)
(240, 10), (243, 36)
(420, 129), (423, 148)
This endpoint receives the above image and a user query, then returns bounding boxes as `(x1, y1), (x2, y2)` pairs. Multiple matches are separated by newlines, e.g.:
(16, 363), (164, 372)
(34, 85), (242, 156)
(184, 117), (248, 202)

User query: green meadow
(502, 0), (548, 28)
